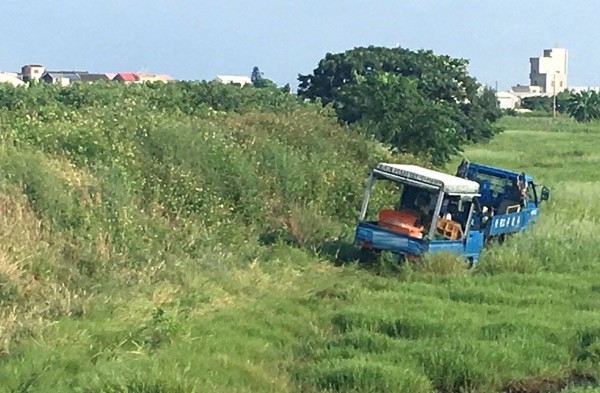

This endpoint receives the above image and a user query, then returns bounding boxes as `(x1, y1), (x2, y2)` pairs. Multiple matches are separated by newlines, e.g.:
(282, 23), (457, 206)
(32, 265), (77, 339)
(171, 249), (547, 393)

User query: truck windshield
(468, 172), (519, 210)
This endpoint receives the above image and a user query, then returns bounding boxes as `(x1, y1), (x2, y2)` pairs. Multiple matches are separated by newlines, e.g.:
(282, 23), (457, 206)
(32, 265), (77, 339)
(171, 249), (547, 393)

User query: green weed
(1, 86), (600, 392)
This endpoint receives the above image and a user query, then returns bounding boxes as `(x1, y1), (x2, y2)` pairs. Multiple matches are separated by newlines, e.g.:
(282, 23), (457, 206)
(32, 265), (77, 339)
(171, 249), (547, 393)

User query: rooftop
(0, 73), (25, 87)
(44, 72), (81, 80)
(115, 73), (139, 81)
(374, 163), (481, 195)
(79, 73), (110, 82)
(216, 75), (252, 84)
(137, 73), (174, 82)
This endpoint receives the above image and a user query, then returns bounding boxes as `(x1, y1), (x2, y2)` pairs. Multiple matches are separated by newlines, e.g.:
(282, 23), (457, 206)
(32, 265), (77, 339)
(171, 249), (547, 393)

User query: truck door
(464, 230), (484, 263)
(464, 197), (484, 262)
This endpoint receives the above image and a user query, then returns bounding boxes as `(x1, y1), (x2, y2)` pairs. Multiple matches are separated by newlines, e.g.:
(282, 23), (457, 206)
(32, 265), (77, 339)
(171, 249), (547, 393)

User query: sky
(1, 0), (599, 90)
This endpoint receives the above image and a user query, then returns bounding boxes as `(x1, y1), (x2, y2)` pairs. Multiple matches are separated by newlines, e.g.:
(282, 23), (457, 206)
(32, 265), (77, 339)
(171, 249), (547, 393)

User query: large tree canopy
(297, 46), (502, 165)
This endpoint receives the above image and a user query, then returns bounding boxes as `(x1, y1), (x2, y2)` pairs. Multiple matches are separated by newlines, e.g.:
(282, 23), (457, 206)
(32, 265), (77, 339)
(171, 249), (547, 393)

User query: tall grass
(1, 85), (600, 392)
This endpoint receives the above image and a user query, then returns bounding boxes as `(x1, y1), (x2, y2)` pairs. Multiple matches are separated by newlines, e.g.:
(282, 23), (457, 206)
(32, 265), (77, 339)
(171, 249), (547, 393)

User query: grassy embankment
(1, 83), (600, 393)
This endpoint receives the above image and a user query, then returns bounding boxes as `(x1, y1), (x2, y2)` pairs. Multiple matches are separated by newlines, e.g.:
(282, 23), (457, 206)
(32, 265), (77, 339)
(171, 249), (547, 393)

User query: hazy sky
(1, 1), (598, 90)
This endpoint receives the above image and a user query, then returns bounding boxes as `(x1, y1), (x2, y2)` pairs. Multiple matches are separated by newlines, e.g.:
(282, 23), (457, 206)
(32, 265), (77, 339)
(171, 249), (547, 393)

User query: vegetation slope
(0, 82), (599, 393)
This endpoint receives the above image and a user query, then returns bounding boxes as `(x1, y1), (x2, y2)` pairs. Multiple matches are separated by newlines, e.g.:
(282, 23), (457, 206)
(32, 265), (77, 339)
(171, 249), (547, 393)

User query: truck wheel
(485, 235), (505, 247)
(358, 248), (380, 265)
(466, 257), (476, 269)
(393, 253), (407, 264)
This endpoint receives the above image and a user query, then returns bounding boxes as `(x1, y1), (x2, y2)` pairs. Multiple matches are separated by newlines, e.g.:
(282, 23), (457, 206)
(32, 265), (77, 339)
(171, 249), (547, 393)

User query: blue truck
(354, 160), (550, 266)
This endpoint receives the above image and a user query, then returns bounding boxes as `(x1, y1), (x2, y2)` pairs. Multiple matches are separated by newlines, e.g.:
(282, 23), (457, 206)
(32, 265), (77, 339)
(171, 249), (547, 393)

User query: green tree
(251, 66), (277, 89)
(336, 72), (463, 165)
(521, 95), (553, 112)
(281, 83), (292, 94)
(298, 46), (502, 165)
(299, 46), (481, 110)
(454, 86), (503, 142)
(520, 90), (573, 114)
(556, 90), (574, 113)
(565, 90), (600, 122)
(251, 66), (263, 85)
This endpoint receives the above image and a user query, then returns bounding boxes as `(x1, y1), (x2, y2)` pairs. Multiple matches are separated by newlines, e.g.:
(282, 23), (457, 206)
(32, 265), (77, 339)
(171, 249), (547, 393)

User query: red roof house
(113, 73), (140, 83)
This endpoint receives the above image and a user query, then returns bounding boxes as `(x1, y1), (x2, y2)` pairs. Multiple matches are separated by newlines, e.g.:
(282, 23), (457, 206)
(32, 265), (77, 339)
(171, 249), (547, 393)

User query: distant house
(41, 71), (83, 86)
(496, 91), (521, 110)
(509, 84), (548, 100)
(21, 64), (46, 82)
(113, 73), (140, 83)
(79, 73), (110, 83)
(156, 74), (175, 82)
(511, 84), (543, 94)
(0, 72), (25, 87)
(215, 75), (252, 87)
(137, 73), (175, 83)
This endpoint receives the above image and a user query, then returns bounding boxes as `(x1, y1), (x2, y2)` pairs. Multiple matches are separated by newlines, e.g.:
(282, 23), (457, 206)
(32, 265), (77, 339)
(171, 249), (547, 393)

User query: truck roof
(374, 163), (481, 195)
(467, 162), (533, 183)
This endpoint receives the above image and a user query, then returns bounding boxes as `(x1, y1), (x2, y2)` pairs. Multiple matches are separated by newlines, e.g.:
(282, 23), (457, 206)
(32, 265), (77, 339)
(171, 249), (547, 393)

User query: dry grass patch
(0, 191), (91, 354)
(45, 155), (100, 207)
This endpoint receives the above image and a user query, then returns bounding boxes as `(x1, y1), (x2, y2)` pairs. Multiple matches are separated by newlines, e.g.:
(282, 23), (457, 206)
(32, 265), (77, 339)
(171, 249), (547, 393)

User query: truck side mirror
(540, 186), (550, 202)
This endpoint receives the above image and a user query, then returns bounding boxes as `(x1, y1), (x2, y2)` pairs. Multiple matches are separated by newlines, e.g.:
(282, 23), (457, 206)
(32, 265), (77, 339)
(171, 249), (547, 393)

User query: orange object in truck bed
(377, 209), (424, 239)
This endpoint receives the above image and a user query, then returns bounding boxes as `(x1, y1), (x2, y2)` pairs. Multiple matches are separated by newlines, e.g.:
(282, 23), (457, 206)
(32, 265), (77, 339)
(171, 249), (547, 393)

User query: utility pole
(495, 81), (499, 108)
(553, 71), (558, 119)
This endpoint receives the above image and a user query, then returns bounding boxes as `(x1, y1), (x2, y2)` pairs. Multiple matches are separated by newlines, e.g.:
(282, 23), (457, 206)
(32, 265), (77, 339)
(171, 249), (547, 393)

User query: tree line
(519, 90), (600, 123)
(25, 45), (600, 166)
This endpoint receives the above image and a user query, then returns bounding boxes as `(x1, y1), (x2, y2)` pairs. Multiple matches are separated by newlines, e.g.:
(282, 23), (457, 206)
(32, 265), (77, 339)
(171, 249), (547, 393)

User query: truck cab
(354, 163), (485, 265)
(457, 161), (550, 242)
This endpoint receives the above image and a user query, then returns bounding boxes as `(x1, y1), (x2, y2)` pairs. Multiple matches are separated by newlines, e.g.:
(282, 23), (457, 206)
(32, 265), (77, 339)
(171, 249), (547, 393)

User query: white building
(21, 64), (46, 82)
(215, 75), (252, 87)
(496, 91), (521, 110)
(0, 72), (25, 87)
(529, 47), (568, 94)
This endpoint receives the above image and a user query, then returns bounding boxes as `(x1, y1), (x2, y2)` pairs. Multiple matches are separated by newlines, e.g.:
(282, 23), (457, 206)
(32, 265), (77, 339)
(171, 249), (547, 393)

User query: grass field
(2, 108), (600, 392)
